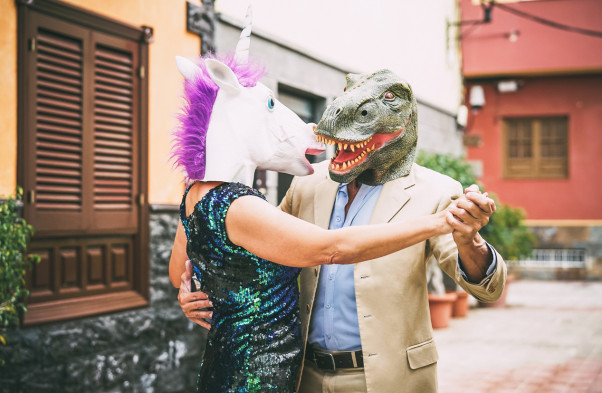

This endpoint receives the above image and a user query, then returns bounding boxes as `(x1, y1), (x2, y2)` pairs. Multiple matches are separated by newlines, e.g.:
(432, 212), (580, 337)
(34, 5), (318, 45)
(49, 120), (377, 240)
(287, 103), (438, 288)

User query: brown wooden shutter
(24, 13), (139, 234)
(90, 32), (139, 232)
(19, 1), (150, 324)
(24, 13), (90, 233)
(36, 29), (84, 210)
(538, 117), (568, 178)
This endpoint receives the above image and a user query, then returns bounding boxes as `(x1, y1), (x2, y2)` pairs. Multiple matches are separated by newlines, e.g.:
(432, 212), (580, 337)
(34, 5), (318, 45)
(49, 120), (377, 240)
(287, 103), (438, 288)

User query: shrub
(0, 187), (40, 366)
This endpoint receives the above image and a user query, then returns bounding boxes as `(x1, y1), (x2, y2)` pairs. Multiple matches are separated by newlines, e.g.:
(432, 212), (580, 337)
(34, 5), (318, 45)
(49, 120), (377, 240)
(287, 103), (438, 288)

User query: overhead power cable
(495, 2), (602, 39)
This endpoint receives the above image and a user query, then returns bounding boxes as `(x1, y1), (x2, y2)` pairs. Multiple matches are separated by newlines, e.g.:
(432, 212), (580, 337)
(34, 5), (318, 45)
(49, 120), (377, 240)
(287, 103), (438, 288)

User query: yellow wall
(0, 0), (17, 197)
(0, 0), (201, 204)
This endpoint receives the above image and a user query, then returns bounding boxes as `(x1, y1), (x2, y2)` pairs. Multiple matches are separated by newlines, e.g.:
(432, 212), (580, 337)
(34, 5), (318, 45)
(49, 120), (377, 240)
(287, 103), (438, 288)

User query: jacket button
(306, 304), (311, 314)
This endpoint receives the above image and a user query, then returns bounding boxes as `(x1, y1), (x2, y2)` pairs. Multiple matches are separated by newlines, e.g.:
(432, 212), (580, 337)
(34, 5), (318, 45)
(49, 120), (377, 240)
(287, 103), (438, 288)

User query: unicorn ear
(204, 58), (242, 95)
(175, 56), (202, 82)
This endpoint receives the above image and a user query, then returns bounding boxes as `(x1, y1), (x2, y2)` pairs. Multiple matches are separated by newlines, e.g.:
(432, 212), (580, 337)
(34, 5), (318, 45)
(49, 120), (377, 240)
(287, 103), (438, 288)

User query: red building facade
(460, 0), (602, 277)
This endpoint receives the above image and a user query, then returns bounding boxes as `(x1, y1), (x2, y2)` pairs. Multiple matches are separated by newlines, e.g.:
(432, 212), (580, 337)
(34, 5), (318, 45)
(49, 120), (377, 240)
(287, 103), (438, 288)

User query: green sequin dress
(180, 182), (302, 393)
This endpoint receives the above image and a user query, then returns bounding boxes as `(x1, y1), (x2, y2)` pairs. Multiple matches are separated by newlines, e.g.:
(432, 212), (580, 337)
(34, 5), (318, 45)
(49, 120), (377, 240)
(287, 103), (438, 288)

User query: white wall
(215, 0), (462, 114)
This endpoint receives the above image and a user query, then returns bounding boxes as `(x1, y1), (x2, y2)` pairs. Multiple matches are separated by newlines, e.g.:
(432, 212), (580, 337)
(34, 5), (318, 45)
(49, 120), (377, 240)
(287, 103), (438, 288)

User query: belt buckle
(314, 351), (336, 371)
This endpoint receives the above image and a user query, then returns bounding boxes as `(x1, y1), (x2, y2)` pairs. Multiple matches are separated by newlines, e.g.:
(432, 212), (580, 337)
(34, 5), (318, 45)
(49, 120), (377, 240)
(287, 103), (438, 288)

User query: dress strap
(179, 181), (198, 236)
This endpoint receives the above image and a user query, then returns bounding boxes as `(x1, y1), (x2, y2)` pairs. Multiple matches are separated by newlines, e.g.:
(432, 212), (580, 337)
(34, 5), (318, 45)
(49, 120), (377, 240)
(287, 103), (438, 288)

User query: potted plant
(0, 187), (39, 366)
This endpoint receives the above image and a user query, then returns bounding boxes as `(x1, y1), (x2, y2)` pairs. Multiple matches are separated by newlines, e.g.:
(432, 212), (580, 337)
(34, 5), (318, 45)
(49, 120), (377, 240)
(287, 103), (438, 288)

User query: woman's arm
(169, 221), (188, 287)
(226, 195), (454, 268)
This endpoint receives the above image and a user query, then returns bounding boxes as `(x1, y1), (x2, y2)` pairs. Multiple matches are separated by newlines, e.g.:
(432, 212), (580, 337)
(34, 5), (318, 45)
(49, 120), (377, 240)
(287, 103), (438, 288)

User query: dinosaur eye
(356, 102), (377, 123)
(267, 96), (275, 111)
(384, 91), (394, 100)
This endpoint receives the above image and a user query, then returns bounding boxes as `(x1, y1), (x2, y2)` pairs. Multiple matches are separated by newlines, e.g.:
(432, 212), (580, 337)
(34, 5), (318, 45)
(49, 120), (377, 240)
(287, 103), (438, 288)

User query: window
(17, 1), (150, 324)
(503, 116), (568, 179)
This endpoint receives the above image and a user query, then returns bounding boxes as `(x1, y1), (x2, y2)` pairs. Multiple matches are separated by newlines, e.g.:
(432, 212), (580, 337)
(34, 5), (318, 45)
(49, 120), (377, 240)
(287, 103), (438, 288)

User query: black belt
(305, 346), (364, 371)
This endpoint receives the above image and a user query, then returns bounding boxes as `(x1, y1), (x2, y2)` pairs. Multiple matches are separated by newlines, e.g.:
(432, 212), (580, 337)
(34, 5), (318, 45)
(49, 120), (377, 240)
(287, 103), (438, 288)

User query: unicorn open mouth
(315, 115), (411, 173)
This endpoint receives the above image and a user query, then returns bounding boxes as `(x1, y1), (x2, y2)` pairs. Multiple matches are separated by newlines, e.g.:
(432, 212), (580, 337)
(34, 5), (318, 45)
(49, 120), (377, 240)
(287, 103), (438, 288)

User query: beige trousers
(298, 359), (368, 393)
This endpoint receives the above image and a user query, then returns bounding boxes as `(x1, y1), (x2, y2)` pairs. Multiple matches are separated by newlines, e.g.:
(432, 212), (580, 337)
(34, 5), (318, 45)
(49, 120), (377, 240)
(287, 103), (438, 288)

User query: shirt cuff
(457, 242), (498, 284)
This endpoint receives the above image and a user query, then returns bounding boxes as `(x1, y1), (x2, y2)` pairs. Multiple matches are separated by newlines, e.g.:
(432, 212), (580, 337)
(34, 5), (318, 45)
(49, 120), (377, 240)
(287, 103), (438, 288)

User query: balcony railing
(516, 249), (586, 269)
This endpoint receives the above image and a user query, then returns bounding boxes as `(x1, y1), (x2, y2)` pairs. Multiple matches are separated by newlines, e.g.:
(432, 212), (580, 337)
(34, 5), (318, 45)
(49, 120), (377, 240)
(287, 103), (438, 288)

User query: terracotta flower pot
(449, 290), (469, 318)
(428, 292), (457, 329)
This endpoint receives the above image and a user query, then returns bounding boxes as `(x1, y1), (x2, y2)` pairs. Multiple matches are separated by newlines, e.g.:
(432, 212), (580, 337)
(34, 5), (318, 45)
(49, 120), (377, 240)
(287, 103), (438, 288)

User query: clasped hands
(445, 184), (496, 246)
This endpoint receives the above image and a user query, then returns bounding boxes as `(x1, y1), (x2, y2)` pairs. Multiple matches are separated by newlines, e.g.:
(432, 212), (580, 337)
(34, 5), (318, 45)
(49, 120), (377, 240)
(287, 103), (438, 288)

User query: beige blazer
(280, 161), (507, 393)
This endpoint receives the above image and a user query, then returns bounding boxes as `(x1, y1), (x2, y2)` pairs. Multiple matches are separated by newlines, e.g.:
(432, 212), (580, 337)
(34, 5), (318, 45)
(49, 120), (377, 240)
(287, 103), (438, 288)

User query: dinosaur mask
(315, 69), (418, 185)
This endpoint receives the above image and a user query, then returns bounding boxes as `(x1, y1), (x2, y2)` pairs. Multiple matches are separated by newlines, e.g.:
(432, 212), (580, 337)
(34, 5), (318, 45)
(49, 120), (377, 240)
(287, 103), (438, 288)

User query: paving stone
(434, 280), (602, 393)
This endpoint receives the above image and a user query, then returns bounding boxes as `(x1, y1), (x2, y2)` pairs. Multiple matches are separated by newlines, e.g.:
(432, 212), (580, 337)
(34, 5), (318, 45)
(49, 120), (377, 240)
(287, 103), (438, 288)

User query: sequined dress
(180, 182), (302, 393)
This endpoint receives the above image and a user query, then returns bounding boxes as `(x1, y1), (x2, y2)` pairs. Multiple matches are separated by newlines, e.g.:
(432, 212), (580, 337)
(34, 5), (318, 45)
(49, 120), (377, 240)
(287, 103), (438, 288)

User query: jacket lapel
(369, 164), (417, 224)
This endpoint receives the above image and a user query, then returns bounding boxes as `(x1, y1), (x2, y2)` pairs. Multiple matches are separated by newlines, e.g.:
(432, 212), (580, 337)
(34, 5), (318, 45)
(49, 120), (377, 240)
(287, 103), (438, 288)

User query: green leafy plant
(0, 187), (40, 365)
(416, 151), (479, 190)
(416, 152), (536, 261)
(479, 199), (536, 261)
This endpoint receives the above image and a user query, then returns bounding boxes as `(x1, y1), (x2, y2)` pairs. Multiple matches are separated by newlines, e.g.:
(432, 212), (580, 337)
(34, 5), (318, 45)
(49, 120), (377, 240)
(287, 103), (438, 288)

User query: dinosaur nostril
(335, 108), (342, 116)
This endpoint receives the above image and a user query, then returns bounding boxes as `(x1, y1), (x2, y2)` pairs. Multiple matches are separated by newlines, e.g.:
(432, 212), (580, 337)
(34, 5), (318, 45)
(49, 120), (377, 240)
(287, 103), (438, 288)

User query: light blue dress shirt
(308, 183), (498, 352)
(308, 183), (383, 351)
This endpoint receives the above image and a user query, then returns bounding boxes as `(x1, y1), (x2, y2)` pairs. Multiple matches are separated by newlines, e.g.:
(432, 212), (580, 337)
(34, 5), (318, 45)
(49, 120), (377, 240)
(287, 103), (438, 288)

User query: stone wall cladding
(0, 210), (207, 393)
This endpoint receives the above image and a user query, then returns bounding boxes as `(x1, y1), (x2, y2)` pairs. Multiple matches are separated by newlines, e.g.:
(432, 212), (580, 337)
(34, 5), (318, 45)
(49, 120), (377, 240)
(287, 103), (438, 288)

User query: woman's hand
(178, 260), (213, 330)
(436, 203), (456, 235)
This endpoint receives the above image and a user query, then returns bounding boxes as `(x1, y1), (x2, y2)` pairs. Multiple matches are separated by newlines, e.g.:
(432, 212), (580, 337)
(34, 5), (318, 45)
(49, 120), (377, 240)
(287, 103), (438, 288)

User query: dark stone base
(0, 210), (207, 393)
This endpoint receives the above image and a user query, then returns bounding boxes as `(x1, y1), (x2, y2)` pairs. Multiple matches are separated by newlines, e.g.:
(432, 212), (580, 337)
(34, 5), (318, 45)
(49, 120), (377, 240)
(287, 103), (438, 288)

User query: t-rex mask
(315, 69), (418, 185)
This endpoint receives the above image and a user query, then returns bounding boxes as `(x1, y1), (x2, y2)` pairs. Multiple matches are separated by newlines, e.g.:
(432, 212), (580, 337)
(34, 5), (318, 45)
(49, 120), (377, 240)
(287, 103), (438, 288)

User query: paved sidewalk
(434, 280), (602, 393)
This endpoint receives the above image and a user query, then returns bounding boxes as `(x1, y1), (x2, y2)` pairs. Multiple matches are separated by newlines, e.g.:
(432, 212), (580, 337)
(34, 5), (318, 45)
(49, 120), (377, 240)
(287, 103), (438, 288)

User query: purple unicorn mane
(171, 54), (264, 180)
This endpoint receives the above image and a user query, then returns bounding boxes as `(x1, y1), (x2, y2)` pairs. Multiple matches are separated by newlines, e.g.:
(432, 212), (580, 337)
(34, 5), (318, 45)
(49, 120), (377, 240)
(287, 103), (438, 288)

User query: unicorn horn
(234, 5), (253, 65)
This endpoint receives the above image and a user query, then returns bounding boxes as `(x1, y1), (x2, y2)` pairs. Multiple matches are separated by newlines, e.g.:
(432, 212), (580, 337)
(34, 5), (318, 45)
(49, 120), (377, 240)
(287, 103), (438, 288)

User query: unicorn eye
(267, 96), (276, 111)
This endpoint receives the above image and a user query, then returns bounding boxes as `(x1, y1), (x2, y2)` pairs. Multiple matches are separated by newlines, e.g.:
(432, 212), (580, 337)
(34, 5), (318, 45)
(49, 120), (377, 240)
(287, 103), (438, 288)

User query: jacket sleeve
(428, 180), (507, 303)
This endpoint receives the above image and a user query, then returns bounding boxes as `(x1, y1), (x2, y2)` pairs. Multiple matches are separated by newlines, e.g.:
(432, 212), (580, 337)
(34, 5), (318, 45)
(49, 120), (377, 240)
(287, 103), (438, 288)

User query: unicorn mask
(173, 8), (324, 187)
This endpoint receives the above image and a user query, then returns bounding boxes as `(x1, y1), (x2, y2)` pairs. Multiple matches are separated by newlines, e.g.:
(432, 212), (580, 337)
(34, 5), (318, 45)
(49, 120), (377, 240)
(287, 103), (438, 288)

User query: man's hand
(178, 260), (213, 330)
(446, 184), (497, 282)
(447, 184), (496, 246)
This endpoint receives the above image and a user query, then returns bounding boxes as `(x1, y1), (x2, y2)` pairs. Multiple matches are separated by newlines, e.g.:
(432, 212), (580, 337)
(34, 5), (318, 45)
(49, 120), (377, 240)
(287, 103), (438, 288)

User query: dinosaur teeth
(350, 145), (355, 152)
(342, 162), (347, 170)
